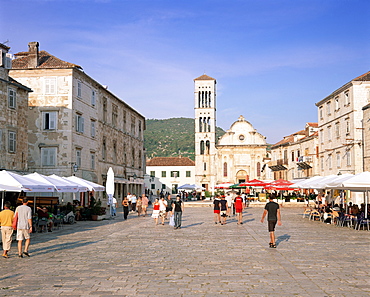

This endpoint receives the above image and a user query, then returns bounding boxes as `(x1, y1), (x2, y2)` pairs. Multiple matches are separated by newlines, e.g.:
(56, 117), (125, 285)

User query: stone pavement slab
(0, 207), (369, 296)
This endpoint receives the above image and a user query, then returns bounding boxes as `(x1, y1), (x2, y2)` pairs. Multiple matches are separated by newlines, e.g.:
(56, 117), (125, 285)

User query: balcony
(268, 159), (288, 171)
(297, 156), (313, 169)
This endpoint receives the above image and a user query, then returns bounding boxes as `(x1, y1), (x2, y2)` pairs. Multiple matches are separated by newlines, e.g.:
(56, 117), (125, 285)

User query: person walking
(122, 197), (130, 220)
(141, 194), (149, 217)
(131, 194), (137, 212)
(136, 196), (142, 217)
(260, 194), (282, 248)
(0, 201), (14, 258)
(158, 197), (167, 225)
(225, 193), (233, 218)
(111, 196), (117, 216)
(234, 194), (244, 224)
(171, 195), (184, 229)
(213, 195), (221, 224)
(151, 198), (160, 225)
(165, 195), (172, 220)
(15, 198), (32, 257)
(219, 196), (228, 225)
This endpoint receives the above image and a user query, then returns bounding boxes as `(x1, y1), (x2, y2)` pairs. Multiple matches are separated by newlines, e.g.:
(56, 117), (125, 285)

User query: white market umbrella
(49, 174), (89, 192)
(0, 170), (54, 192)
(0, 184), (29, 210)
(178, 184), (194, 190)
(26, 172), (80, 193)
(65, 176), (105, 191)
(106, 167), (115, 216)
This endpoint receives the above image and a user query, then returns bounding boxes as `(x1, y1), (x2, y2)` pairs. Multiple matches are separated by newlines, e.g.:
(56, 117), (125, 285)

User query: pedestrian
(159, 197), (167, 225)
(111, 196), (117, 216)
(15, 198), (32, 257)
(234, 194), (244, 224)
(165, 194), (172, 219)
(260, 194), (282, 248)
(122, 197), (129, 220)
(89, 192), (96, 208)
(131, 194), (137, 212)
(213, 194), (221, 224)
(152, 198), (160, 225)
(136, 196), (142, 217)
(225, 193), (233, 217)
(172, 195), (184, 229)
(127, 192), (132, 210)
(219, 196), (228, 225)
(0, 201), (14, 258)
(141, 194), (149, 217)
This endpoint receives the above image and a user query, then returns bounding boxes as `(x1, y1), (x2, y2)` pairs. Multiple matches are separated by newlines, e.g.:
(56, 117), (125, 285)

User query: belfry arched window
(200, 141), (205, 155)
(223, 162), (227, 177)
(199, 118), (203, 132)
(205, 140), (210, 155)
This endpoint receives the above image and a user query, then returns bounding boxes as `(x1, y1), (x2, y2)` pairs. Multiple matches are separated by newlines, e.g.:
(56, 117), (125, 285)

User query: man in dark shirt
(171, 195), (184, 229)
(213, 195), (221, 224)
(219, 196), (229, 225)
(261, 194), (281, 248)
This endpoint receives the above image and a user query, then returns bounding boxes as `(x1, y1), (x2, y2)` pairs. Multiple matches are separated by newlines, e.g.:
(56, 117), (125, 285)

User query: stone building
(361, 103), (370, 171)
(145, 156), (195, 196)
(315, 71), (370, 176)
(0, 43), (31, 172)
(10, 42), (145, 205)
(269, 123), (319, 180)
(193, 74), (270, 193)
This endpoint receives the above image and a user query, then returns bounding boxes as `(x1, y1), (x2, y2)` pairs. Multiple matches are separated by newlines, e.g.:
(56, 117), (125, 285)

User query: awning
(297, 162), (312, 169)
(268, 165), (287, 171)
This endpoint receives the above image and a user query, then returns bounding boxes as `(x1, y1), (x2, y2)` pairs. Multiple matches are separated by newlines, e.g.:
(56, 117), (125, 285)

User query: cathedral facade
(194, 74), (270, 193)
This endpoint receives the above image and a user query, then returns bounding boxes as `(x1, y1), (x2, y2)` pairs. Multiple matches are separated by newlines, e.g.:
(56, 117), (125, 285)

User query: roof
(146, 157), (195, 166)
(12, 50), (82, 70)
(306, 122), (318, 128)
(194, 74), (216, 81)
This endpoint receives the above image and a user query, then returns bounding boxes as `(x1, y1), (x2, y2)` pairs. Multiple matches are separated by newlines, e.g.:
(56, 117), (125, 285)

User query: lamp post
(73, 163), (78, 176)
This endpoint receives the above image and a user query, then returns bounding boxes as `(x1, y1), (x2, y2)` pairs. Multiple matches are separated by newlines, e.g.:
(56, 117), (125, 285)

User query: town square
(1, 1), (370, 297)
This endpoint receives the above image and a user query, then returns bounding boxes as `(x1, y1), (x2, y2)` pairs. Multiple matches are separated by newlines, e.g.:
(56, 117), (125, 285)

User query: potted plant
(91, 200), (106, 221)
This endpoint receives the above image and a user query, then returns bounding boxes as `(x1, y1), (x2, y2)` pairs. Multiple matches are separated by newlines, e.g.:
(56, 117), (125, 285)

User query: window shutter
(80, 117), (84, 133)
(49, 112), (57, 130)
(75, 115), (79, 132)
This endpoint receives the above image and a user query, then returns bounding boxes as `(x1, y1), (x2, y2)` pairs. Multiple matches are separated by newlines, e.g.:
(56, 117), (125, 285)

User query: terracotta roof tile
(307, 122), (318, 128)
(353, 70), (370, 81)
(194, 74), (216, 81)
(146, 157), (195, 166)
(12, 50), (82, 69)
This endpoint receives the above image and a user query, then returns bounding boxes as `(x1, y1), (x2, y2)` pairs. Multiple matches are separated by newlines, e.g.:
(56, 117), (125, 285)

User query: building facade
(10, 42), (145, 205)
(315, 71), (370, 176)
(145, 157), (195, 195)
(0, 43), (31, 172)
(269, 123), (319, 180)
(194, 74), (269, 192)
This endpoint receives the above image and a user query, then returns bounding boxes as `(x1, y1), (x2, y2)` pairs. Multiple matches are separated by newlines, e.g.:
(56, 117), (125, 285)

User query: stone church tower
(194, 74), (217, 192)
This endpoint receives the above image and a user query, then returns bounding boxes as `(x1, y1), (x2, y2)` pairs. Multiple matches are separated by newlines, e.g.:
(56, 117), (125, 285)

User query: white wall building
(145, 157), (195, 196)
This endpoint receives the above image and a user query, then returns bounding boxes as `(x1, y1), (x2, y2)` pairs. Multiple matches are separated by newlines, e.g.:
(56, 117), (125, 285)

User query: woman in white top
(159, 197), (168, 225)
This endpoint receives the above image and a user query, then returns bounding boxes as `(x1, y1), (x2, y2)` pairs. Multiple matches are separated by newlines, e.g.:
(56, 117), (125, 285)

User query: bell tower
(194, 74), (217, 193)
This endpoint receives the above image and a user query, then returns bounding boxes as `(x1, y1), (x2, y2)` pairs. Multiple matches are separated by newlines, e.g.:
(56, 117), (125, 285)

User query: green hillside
(144, 118), (225, 161)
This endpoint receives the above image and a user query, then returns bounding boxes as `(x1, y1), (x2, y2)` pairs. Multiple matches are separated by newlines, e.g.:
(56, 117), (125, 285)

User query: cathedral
(194, 74), (271, 193)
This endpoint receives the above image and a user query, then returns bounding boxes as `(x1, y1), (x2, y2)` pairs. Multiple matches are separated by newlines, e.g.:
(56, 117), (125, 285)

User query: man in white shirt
(225, 193), (233, 217)
(131, 194), (137, 212)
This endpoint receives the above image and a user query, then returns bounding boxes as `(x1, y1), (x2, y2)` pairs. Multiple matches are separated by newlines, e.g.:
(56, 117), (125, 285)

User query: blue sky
(2, 0), (370, 143)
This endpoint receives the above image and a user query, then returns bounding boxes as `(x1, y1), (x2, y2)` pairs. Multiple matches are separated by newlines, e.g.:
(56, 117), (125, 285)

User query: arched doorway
(236, 170), (248, 183)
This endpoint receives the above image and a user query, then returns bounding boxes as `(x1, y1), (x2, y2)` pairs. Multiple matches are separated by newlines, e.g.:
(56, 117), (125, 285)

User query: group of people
(0, 198), (32, 258)
(152, 195), (184, 229)
(121, 193), (149, 220)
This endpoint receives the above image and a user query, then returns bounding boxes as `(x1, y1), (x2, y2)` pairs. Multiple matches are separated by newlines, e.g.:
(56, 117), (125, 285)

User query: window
(77, 81), (82, 98)
(346, 120), (350, 135)
(43, 111), (57, 130)
(112, 104), (118, 127)
(200, 141), (205, 155)
(171, 184), (178, 194)
(297, 150), (300, 158)
(344, 91), (350, 105)
(186, 171), (191, 177)
(335, 97), (339, 111)
(223, 162), (227, 177)
(319, 107), (323, 119)
(319, 129), (323, 144)
(257, 162), (261, 177)
(76, 149), (82, 168)
(91, 120), (96, 138)
(151, 184), (155, 190)
(113, 141), (117, 163)
(103, 97), (107, 122)
(326, 101), (331, 115)
(75, 114), (84, 133)
(291, 151), (295, 162)
(150, 171), (155, 177)
(328, 154), (332, 169)
(102, 137), (106, 160)
(41, 147), (56, 166)
(161, 171), (166, 178)
(162, 184), (166, 190)
(45, 77), (56, 94)
(327, 126), (331, 141)
(138, 121), (142, 138)
(90, 152), (95, 170)
(171, 171), (180, 178)
(335, 122), (340, 138)
(131, 116), (136, 136)
(336, 153), (341, 168)
(132, 148), (135, 167)
(204, 162), (206, 171)
(91, 90), (96, 106)
(123, 110), (127, 131)
(8, 131), (16, 153)
(8, 88), (16, 109)
(346, 150), (351, 166)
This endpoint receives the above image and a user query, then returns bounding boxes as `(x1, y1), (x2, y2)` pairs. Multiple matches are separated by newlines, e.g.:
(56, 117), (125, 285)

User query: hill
(144, 118), (225, 161)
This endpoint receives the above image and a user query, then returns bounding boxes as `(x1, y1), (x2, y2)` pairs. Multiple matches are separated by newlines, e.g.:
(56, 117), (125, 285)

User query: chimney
(28, 41), (39, 68)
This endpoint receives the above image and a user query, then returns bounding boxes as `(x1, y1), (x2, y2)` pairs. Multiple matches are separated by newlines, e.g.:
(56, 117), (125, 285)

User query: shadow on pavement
(30, 240), (102, 256)
(181, 222), (204, 229)
(276, 234), (291, 246)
